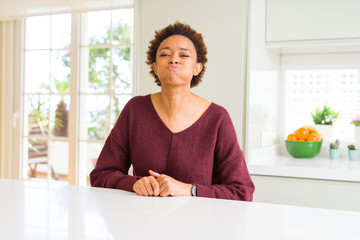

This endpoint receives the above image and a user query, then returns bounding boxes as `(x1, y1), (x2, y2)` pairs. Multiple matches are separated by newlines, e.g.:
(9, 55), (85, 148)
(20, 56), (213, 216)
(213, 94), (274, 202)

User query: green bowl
(285, 140), (323, 158)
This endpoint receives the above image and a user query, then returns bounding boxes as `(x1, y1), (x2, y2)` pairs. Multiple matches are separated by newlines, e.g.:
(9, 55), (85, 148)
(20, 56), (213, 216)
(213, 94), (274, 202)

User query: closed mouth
(167, 65), (181, 70)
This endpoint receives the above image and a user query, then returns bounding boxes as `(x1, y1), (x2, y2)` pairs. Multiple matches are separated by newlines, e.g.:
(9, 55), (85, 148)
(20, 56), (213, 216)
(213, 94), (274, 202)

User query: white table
(1, 179), (360, 240)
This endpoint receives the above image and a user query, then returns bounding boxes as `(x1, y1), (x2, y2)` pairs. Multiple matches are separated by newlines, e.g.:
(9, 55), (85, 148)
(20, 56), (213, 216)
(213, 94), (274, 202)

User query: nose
(169, 56), (179, 64)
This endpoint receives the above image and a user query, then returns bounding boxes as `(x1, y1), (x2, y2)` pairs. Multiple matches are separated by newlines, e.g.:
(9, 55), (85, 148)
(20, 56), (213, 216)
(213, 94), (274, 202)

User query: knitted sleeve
(90, 101), (139, 191)
(196, 110), (255, 201)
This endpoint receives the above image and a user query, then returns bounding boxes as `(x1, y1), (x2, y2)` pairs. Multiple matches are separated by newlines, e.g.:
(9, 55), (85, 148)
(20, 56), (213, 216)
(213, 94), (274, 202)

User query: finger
(134, 182), (145, 196)
(159, 187), (171, 197)
(149, 170), (161, 178)
(133, 185), (141, 195)
(159, 182), (172, 197)
(149, 176), (160, 196)
(138, 180), (150, 196)
(156, 175), (170, 187)
(143, 178), (154, 196)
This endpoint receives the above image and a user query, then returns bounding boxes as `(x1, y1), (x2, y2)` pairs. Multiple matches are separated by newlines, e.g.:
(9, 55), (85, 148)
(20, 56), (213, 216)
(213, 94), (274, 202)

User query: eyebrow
(159, 47), (191, 52)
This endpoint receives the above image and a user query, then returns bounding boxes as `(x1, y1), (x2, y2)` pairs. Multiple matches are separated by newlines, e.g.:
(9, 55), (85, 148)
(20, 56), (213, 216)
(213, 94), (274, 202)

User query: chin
(160, 77), (191, 88)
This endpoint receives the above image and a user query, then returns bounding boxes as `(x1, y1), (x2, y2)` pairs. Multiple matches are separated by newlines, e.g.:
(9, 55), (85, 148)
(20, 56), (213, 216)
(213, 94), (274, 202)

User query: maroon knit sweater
(90, 95), (255, 201)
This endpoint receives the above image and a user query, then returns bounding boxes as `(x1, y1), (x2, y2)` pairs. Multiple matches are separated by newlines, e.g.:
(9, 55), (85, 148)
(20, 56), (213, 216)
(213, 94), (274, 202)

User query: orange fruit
(287, 134), (298, 141)
(306, 133), (320, 142)
(295, 127), (309, 140)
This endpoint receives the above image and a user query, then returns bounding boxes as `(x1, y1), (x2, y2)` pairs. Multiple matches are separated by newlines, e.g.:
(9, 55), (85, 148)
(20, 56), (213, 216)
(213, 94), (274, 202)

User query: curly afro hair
(146, 22), (208, 88)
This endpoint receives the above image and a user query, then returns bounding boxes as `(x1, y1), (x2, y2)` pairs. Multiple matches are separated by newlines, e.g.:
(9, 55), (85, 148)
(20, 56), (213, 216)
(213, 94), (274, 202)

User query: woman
(90, 22), (255, 201)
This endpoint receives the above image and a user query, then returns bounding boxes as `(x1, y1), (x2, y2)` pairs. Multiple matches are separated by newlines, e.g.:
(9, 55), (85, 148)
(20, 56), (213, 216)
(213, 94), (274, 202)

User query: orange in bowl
(295, 127), (309, 140)
(306, 133), (320, 142)
(286, 133), (298, 141)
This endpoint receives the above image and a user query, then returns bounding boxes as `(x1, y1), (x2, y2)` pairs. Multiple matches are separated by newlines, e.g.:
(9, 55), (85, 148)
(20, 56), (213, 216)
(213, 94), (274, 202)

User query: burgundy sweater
(90, 95), (255, 201)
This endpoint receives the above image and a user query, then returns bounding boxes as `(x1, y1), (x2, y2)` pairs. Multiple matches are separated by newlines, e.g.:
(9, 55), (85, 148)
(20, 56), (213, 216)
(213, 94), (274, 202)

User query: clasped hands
(133, 170), (192, 197)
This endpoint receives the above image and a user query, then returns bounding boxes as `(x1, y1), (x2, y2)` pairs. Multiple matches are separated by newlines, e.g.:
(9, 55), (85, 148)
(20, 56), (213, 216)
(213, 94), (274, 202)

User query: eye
(181, 54), (189, 58)
(160, 53), (169, 57)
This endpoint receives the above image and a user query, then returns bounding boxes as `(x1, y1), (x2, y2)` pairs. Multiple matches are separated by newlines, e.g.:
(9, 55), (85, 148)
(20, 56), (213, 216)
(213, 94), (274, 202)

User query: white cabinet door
(266, 0), (360, 42)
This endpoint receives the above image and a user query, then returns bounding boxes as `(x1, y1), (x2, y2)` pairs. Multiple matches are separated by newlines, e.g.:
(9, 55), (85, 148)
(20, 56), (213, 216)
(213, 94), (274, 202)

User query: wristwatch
(191, 184), (197, 197)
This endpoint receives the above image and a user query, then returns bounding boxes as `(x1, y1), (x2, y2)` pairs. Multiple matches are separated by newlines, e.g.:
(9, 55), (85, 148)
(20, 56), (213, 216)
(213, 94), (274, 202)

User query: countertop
(248, 146), (360, 182)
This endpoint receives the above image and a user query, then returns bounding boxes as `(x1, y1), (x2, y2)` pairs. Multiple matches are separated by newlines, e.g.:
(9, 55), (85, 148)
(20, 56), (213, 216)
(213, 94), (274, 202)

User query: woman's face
(152, 35), (202, 88)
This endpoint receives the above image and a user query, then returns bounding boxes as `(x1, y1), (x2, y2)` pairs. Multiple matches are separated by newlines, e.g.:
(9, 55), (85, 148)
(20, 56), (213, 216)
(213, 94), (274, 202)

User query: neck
(158, 86), (193, 116)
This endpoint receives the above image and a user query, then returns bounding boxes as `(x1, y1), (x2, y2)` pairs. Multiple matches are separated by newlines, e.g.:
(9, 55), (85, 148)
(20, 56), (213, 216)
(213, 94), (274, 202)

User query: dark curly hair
(146, 22), (208, 88)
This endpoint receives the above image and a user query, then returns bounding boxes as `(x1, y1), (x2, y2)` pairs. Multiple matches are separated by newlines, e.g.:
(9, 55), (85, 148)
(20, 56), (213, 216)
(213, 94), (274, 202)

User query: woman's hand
(132, 175), (160, 196)
(149, 170), (192, 197)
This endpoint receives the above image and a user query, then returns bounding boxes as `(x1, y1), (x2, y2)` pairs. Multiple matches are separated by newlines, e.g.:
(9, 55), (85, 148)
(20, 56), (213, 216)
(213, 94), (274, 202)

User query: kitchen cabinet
(266, 0), (360, 53)
(251, 175), (360, 212)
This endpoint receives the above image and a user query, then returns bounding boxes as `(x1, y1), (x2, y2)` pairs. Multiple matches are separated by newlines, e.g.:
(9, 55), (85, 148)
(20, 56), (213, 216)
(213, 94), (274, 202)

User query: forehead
(158, 35), (196, 51)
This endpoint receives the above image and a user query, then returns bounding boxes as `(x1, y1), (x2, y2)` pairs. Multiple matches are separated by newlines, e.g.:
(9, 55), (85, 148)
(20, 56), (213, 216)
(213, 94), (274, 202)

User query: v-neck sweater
(90, 95), (255, 201)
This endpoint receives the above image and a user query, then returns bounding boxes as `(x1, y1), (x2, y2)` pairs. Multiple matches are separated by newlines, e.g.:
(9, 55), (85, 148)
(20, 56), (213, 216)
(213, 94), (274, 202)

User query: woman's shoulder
(125, 94), (151, 108)
(208, 102), (230, 118)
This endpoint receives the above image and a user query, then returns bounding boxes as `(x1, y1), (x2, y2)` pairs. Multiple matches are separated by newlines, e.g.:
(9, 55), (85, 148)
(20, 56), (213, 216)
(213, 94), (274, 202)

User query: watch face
(192, 184), (197, 196)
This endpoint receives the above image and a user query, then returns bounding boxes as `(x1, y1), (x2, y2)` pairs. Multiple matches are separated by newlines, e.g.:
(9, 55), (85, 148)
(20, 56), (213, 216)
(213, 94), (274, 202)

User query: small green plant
(330, 139), (340, 149)
(311, 105), (339, 125)
(348, 144), (356, 150)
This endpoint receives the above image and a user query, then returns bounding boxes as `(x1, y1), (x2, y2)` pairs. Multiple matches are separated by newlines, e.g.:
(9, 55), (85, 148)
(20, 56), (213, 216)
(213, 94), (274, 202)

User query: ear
(193, 63), (203, 76)
(152, 62), (157, 75)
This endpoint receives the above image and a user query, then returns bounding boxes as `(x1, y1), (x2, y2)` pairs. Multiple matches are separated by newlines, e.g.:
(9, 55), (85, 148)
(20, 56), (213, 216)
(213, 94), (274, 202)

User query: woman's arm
(197, 111), (255, 201)
(90, 104), (139, 191)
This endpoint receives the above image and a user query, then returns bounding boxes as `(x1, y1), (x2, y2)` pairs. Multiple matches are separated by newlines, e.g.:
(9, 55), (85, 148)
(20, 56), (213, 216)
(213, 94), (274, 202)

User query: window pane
(50, 95), (70, 138)
(25, 16), (50, 50)
(51, 14), (71, 49)
(80, 48), (110, 93)
(78, 141), (104, 186)
(79, 95), (110, 141)
(111, 95), (132, 126)
(81, 11), (111, 46)
(26, 94), (52, 180)
(26, 139), (69, 181)
(49, 140), (69, 182)
(51, 50), (70, 94)
(27, 137), (49, 179)
(24, 51), (50, 93)
(26, 94), (50, 137)
(112, 8), (134, 45)
(112, 47), (132, 94)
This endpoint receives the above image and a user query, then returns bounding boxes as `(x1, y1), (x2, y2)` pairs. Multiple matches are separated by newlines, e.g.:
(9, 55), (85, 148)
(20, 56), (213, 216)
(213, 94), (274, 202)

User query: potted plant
(329, 139), (340, 160)
(311, 105), (339, 141)
(348, 144), (358, 161)
(351, 114), (360, 142)
(43, 78), (69, 137)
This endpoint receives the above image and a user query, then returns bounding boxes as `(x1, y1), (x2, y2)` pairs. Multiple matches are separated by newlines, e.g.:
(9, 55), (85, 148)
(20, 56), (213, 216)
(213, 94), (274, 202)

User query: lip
(167, 65), (181, 70)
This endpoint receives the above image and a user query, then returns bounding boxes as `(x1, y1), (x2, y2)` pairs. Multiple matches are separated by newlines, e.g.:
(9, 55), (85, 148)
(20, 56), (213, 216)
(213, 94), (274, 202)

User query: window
(284, 69), (360, 141)
(22, 8), (134, 185)
(281, 54), (360, 144)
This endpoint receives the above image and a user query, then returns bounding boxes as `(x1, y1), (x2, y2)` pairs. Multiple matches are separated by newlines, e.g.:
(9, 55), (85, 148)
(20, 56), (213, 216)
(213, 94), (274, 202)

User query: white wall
(247, 0), (281, 150)
(138, 0), (249, 147)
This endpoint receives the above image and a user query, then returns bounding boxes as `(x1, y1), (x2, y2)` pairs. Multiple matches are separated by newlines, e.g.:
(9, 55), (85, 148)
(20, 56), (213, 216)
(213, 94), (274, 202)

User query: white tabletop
(1, 179), (360, 240)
